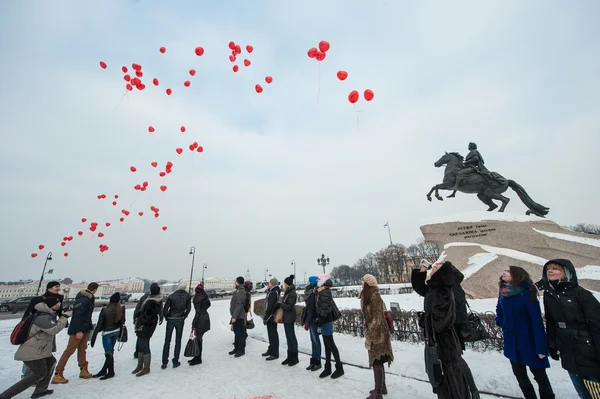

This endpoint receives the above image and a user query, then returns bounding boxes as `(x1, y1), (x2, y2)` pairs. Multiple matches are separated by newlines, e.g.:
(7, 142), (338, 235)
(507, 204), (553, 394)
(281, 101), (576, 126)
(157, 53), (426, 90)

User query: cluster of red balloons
(348, 89), (375, 104)
(307, 41), (330, 62)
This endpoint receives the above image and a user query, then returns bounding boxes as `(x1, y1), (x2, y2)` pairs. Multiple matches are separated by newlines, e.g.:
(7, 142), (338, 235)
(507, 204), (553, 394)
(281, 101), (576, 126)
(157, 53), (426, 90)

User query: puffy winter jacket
(15, 303), (67, 361)
(279, 284), (298, 324)
(22, 292), (65, 320)
(316, 280), (335, 326)
(135, 294), (164, 339)
(263, 286), (281, 323)
(68, 290), (95, 335)
(163, 289), (192, 320)
(541, 259), (600, 379)
(192, 291), (211, 336)
(229, 286), (246, 320)
(301, 285), (318, 325)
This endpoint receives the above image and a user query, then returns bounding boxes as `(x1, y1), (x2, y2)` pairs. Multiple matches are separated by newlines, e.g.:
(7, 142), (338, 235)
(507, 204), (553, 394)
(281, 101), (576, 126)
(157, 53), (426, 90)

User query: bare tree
(567, 223), (600, 235)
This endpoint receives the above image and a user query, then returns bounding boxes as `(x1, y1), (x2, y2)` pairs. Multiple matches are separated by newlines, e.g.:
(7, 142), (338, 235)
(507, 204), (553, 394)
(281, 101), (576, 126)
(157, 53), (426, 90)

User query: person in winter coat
(52, 282), (99, 384)
(244, 281), (253, 339)
(262, 278), (281, 361)
(316, 275), (344, 379)
(540, 259), (600, 399)
(301, 276), (321, 371)
(0, 297), (70, 399)
(90, 292), (125, 380)
(161, 284), (192, 369)
(132, 289), (151, 359)
(496, 266), (554, 399)
(277, 275), (299, 367)
(412, 261), (470, 399)
(21, 281), (65, 379)
(132, 283), (164, 377)
(189, 284), (211, 366)
(229, 277), (247, 357)
(360, 274), (394, 399)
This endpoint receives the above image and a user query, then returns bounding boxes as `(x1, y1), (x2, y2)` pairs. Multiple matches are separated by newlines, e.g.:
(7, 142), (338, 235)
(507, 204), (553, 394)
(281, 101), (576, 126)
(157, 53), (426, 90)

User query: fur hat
(284, 275), (295, 286)
(150, 282), (160, 295)
(109, 292), (121, 303)
(195, 284), (204, 294)
(46, 281), (60, 290)
(269, 278), (279, 286)
(362, 274), (378, 287)
(244, 281), (253, 291)
(44, 296), (60, 308)
(236, 276), (245, 286)
(308, 276), (318, 287)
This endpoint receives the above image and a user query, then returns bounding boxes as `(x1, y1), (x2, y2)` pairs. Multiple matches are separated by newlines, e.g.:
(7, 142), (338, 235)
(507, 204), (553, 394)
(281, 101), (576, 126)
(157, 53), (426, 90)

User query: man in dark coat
(229, 277), (247, 357)
(189, 284), (211, 366)
(132, 283), (164, 377)
(262, 278), (281, 361)
(161, 284), (191, 369)
(541, 259), (600, 398)
(52, 282), (98, 384)
(412, 262), (470, 398)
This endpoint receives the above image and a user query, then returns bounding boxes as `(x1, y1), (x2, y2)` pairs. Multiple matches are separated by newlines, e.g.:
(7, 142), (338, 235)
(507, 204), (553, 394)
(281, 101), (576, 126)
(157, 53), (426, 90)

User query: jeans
(162, 319), (184, 363)
(309, 321), (322, 359)
(0, 356), (56, 398)
(56, 333), (90, 373)
(137, 338), (151, 355)
(266, 321), (279, 357)
(510, 360), (555, 399)
(569, 372), (598, 399)
(102, 331), (119, 354)
(233, 318), (246, 352)
(284, 323), (298, 352)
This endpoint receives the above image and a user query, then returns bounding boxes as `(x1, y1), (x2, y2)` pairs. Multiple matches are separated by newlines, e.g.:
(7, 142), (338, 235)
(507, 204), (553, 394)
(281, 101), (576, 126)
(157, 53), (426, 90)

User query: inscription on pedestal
(448, 224), (497, 240)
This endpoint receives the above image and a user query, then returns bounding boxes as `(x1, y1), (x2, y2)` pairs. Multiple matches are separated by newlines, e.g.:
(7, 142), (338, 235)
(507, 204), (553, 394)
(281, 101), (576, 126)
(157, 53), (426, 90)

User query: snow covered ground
(0, 298), (580, 399)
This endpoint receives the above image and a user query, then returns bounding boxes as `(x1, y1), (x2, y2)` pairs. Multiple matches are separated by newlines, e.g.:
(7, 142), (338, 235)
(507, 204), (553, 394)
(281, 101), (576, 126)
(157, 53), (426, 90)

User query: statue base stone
(419, 212), (600, 299)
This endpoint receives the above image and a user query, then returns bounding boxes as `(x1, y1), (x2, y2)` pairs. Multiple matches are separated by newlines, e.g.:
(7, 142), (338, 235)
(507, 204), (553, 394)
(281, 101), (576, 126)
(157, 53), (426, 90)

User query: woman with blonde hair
(360, 274), (394, 399)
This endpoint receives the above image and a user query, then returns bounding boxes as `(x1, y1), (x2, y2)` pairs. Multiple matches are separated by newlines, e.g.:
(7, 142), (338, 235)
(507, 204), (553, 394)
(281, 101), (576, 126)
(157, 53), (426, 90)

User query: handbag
(274, 308), (284, 324)
(423, 313), (444, 389)
(331, 300), (341, 322)
(118, 325), (128, 343)
(246, 312), (255, 330)
(184, 332), (201, 358)
(461, 302), (490, 342)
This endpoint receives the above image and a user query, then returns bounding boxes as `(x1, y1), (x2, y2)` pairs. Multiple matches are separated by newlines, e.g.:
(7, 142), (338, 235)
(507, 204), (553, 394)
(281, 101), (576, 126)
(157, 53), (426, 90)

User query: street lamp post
(317, 254), (330, 275)
(201, 263), (207, 286)
(291, 259), (296, 284)
(36, 252), (53, 296)
(188, 247), (196, 293)
(264, 268), (268, 281)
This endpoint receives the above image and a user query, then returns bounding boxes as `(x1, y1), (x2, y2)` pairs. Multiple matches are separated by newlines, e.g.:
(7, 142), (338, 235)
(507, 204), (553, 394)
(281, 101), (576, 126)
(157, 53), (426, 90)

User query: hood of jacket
(427, 261), (456, 288)
(284, 284), (296, 295)
(268, 285), (281, 296)
(34, 302), (56, 315)
(541, 258), (578, 289)
(317, 279), (334, 288)
(146, 293), (164, 303)
(446, 262), (465, 284)
(76, 289), (94, 301)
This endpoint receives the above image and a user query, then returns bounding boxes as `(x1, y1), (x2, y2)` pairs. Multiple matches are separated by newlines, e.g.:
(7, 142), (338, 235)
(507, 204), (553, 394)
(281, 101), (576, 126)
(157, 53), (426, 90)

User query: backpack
(11, 314), (39, 345)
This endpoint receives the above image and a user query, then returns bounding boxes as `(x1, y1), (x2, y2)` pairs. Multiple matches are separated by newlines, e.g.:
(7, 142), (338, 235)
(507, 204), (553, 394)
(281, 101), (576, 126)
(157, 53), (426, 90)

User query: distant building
(182, 277), (236, 291)
(159, 282), (181, 296)
(0, 282), (42, 299)
(95, 278), (145, 296)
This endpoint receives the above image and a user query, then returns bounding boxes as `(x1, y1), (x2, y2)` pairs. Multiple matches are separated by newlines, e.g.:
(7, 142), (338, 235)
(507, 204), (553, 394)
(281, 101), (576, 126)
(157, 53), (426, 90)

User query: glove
(61, 311), (73, 318)
(549, 348), (560, 361)
(304, 323), (309, 331)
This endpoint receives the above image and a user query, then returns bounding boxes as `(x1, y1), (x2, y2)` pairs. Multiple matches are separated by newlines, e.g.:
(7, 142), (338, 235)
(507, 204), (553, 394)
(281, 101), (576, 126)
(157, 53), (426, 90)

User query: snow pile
(420, 211), (544, 227)
(462, 253), (499, 279)
(577, 265), (600, 281)
(445, 242), (548, 265)
(533, 228), (600, 248)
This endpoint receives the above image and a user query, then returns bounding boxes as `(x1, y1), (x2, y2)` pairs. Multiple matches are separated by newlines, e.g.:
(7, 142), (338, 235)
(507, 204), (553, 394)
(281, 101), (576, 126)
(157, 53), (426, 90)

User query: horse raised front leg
(446, 190), (457, 198)
(426, 186), (437, 202)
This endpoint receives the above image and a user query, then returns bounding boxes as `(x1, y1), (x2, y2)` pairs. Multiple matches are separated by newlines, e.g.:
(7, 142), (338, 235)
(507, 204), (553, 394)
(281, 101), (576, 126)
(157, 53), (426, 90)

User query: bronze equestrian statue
(427, 143), (550, 217)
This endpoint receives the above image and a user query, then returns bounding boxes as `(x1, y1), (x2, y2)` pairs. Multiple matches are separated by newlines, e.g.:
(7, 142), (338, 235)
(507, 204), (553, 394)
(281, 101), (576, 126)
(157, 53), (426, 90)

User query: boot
(188, 355), (202, 366)
(51, 372), (68, 384)
(234, 350), (245, 358)
(99, 353), (115, 380)
(331, 363), (345, 379)
(161, 362), (168, 370)
(306, 358), (315, 370)
(311, 358), (322, 372)
(287, 351), (299, 367)
(367, 364), (384, 399)
(131, 353), (144, 374)
(382, 367), (387, 395)
(93, 354), (109, 378)
(172, 360), (181, 368)
(136, 353), (151, 377)
(319, 362), (332, 378)
(30, 390), (54, 398)
(79, 365), (92, 379)
(281, 350), (291, 366)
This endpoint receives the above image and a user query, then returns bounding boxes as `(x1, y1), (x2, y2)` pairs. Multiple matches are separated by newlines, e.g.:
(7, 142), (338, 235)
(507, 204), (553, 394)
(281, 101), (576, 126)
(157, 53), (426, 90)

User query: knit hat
(236, 276), (245, 285)
(109, 292), (121, 303)
(317, 274), (329, 288)
(269, 278), (279, 286)
(195, 284), (204, 294)
(46, 281), (60, 290)
(308, 276), (318, 287)
(284, 275), (295, 286)
(244, 281), (253, 291)
(44, 296), (61, 308)
(362, 274), (378, 287)
(150, 282), (160, 295)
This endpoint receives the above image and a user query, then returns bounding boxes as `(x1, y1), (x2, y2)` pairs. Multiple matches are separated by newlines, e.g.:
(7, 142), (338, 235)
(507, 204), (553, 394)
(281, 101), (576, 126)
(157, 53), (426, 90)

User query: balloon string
(115, 91), (129, 110)
(317, 62), (321, 102)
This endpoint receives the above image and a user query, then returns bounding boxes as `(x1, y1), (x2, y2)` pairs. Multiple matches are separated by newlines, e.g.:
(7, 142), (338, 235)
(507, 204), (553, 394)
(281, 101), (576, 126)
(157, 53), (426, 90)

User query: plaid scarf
(500, 282), (524, 298)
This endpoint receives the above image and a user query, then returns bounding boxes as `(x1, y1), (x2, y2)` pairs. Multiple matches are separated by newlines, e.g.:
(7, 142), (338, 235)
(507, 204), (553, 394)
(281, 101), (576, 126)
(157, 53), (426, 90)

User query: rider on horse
(452, 142), (495, 190)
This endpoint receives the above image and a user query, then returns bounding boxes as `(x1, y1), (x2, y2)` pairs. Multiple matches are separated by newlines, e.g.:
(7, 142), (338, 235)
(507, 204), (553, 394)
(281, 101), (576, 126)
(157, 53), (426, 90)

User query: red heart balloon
(233, 65), (239, 72)
(197, 146), (204, 153)
(99, 61), (107, 69)
(337, 70), (348, 81)
(139, 212), (143, 216)
(255, 84), (263, 93)
(162, 226), (167, 231)
(348, 90), (359, 104)
(151, 162), (158, 167)
(318, 40), (330, 53)
(166, 88), (172, 95)
(244, 59), (251, 67)
(31, 253), (38, 258)
(307, 48), (317, 58)
(159, 46), (166, 53)
(189, 69), (196, 76)
(81, 218), (87, 223)
(160, 185), (167, 192)
(180, 126), (186, 133)
(265, 76), (273, 84)
(148, 126), (155, 133)
(176, 148), (183, 154)
(38, 244), (45, 250)
(64, 252), (68, 257)
(159, 172), (166, 177)
(130, 166), (136, 172)
(153, 78), (159, 86)
(78, 231), (83, 236)
(364, 89), (374, 101)
(246, 45), (253, 53)
(184, 80), (190, 87)
(195, 47), (204, 56)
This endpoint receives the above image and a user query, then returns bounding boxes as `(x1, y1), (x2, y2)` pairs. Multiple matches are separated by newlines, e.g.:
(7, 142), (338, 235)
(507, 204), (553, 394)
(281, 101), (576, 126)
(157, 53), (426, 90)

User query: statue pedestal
(419, 212), (600, 298)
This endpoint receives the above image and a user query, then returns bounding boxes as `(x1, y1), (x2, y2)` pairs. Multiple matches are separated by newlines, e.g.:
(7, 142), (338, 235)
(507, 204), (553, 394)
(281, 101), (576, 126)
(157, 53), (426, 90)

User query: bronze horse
(427, 152), (549, 217)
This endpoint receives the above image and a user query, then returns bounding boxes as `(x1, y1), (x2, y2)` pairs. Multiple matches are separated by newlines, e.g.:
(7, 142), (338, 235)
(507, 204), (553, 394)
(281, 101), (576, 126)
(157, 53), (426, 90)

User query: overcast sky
(0, 1), (598, 284)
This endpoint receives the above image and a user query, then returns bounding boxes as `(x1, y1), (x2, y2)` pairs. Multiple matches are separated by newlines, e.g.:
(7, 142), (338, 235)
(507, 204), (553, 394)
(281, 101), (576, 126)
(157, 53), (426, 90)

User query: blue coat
(496, 282), (550, 369)
(68, 290), (95, 335)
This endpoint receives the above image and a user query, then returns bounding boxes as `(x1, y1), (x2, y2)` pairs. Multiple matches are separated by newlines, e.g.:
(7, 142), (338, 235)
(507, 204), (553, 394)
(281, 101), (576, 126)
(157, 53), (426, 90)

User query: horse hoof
(447, 194), (455, 198)
(436, 197), (443, 202)
(427, 196), (432, 202)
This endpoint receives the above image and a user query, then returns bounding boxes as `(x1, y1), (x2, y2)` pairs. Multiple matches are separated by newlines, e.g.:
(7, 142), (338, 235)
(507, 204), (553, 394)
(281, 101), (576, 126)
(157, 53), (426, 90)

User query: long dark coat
(412, 262), (469, 399)
(134, 294), (163, 339)
(192, 291), (211, 337)
(279, 284), (298, 324)
(361, 287), (394, 367)
(541, 259), (600, 379)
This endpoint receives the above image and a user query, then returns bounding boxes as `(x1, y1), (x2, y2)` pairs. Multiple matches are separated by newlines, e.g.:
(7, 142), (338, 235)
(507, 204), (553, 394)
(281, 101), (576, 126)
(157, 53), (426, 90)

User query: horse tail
(507, 180), (550, 217)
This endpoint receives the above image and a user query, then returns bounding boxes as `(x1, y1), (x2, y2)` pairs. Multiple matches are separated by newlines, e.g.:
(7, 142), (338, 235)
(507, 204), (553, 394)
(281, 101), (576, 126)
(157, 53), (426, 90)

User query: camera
(420, 259), (433, 270)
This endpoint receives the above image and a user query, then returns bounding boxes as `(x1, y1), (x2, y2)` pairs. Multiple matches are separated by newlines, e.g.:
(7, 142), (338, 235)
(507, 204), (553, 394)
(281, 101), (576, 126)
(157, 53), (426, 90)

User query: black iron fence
(253, 299), (504, 352)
